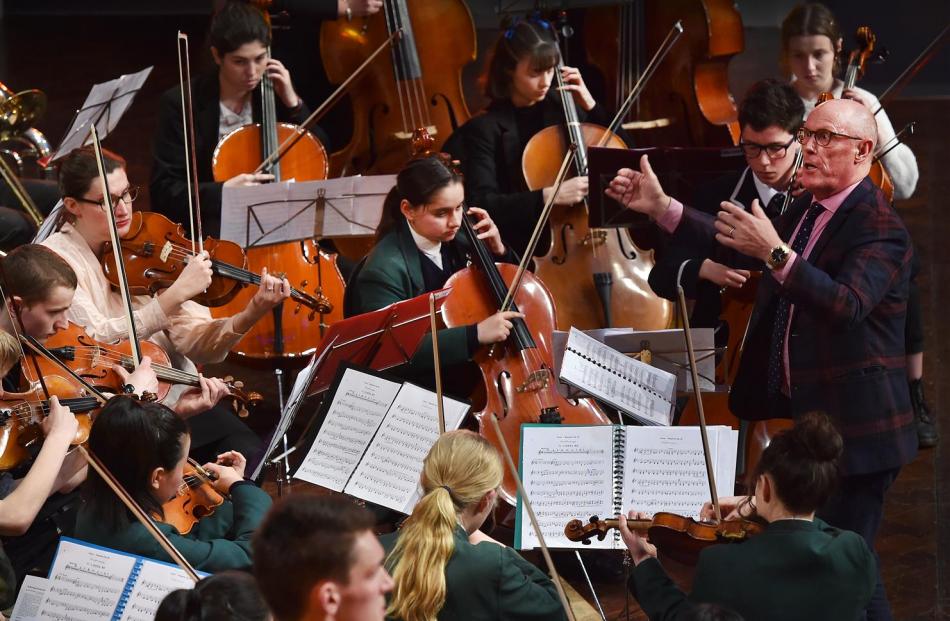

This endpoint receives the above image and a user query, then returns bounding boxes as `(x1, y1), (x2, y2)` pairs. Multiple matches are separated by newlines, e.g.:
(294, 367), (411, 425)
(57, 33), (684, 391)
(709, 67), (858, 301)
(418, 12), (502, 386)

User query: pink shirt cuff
(655, 198), (684, 233)
(771, 251), (798, 284)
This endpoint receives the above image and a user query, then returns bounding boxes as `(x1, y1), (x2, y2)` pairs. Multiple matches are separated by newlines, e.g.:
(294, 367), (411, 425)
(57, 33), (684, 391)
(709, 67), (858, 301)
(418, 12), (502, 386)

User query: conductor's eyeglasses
(797, 126), (864, 147)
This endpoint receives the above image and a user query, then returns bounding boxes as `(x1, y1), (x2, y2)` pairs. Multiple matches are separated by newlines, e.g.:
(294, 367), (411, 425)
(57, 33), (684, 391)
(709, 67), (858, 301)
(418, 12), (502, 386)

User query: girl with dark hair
(621, 412), (876, 621)
(75, 397), (271, 572)
(345, 155), (522, 372)
(445, 19), (607, 257)
(155, 571), (270, 621)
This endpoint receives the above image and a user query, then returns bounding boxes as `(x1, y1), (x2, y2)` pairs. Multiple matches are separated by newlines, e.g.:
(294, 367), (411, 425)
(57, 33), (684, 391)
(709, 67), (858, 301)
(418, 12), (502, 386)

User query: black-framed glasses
(797, 126), (864, 147)
(738, 136), (796, 159)
(72, 185), (139, 209)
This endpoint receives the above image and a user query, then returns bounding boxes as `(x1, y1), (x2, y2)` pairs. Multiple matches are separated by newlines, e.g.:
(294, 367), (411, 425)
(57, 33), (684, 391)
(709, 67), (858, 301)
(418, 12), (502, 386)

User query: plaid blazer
(675, 177), (917, 475)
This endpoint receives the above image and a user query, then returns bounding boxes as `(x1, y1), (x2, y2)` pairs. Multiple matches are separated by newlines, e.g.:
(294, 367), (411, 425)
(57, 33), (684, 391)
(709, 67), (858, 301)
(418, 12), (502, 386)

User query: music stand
(45, 66), (153, 163)
(219, 174), (396, 249)
(587, 145), (747, 228)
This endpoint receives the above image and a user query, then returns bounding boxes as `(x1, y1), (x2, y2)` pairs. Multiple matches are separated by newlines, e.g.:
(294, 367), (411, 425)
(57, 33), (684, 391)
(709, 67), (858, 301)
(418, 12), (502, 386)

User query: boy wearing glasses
(648, 79), (805, 334)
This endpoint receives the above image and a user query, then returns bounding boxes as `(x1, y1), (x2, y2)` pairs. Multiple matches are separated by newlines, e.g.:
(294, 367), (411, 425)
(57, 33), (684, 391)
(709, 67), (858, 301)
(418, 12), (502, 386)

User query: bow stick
(428, 293), (445, 434)
(177, 32), (204, 253)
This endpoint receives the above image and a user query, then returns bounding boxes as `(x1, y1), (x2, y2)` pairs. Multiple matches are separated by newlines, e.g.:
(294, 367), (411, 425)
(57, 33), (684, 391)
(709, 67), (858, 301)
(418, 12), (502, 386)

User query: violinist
(781, 2), (935, 450)
(445, 18), (607, 257)
(608, 97), (915, 621)
(621, 413), (875, 621)
(345, 155), (521, 376)
(76, 396), (271, 572)
(150, 1), (313, 238)
(253, 496), (393, 621)
(649, 79), (804, 335)
(42, 147), (289, 464)
(380, 430), (565, 621)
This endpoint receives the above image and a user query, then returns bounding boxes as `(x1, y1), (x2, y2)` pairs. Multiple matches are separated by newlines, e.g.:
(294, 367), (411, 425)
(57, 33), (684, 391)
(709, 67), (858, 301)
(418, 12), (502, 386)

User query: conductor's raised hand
(714, 199), (783, 261)
(477, 310), (524, 345)
(605, 154), (671, 219)
(467, 206), (505, 256)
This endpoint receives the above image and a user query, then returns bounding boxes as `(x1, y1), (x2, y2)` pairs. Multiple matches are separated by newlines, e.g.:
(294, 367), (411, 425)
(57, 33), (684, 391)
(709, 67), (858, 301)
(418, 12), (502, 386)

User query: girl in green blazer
(380, 430), (566, 621)
(621, 412), (877, 621)
(75, 397), (271, 573)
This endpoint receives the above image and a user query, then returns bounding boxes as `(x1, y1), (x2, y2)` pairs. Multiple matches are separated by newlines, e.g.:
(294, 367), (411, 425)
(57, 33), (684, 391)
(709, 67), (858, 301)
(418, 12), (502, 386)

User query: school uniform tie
(764, 192), (786, 219)
(766, 203), (825, 396)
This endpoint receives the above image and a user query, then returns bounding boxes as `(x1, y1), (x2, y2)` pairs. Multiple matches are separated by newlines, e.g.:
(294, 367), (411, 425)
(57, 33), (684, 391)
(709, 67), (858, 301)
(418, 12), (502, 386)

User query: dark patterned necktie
(765, 192), (786, 219)
(766, 203), (825, 396)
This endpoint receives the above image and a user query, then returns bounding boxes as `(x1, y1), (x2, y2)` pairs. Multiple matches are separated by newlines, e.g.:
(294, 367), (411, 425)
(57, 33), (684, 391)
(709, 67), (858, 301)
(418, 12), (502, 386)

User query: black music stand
(588, 145), (747, 228)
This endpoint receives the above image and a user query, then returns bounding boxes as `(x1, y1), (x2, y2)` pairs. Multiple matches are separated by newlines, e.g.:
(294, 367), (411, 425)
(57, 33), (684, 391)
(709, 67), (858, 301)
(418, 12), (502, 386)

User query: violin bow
(18, 334), (108, 405)
(601, 21), (684, 143)
(487, 413), (577, 621)
(78, 445), (200, 582)
(177, 32), (204, 254)
(428, 293), (445, 434)
(254, 30), (402, 175)
(0, 156), (44, 228)
(675, 268), (721, 523)
(779, 147), (804, 216)
(90, 125), (143, 368)
(875, 23), (949, 114)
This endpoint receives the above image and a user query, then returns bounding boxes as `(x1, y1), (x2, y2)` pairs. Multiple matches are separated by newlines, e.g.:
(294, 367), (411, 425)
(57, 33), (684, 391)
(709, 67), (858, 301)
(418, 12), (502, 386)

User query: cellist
(648, 79), (804, 337)
(621, 413), (876, 621)
(42, 147), (290, 463)
(445, 18), (607, 258)
(150, 1), (317, 238)
(780, 3), (935, 451)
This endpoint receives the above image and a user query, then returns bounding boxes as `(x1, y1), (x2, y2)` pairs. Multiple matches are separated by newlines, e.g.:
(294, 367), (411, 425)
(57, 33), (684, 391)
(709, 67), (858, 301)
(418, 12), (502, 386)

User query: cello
(319, 0), (475, 176)
(523, 18), (674, 331)
(208, 20), (346, 359)
(582, 0), (743, 147)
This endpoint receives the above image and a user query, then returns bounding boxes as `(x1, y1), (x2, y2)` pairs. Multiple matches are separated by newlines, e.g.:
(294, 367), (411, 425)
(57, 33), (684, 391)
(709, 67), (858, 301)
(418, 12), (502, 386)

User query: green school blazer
(380, 526), (567, 621)
(630, 518), (876, 621)
(74, 483), (271, 573)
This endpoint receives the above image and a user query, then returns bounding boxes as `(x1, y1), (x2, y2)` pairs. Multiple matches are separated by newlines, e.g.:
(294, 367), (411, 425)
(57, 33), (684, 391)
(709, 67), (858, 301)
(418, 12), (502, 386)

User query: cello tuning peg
(874, 47), (889, 63)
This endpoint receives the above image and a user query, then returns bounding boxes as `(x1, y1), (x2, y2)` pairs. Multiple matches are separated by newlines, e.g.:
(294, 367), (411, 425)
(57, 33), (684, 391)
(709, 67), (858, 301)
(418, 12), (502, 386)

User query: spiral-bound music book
(559, 327), (677, 426)
(293, 364), (470, 514)
(21, 537), (205, 621)
(514, 424), (738, 550)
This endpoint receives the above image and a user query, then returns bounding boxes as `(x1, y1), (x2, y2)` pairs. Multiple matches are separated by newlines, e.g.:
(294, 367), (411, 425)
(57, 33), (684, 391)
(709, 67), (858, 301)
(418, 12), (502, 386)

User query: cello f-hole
(429, 92), (461, 131)
(552, 222), (574, 265)
(495, 370), (513, 418)
(615, 228), (637, 260)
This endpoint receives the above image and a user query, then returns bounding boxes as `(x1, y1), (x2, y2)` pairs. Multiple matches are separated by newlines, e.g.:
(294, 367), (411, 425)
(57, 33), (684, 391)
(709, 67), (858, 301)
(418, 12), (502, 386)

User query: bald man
(608, 99), (914, 620)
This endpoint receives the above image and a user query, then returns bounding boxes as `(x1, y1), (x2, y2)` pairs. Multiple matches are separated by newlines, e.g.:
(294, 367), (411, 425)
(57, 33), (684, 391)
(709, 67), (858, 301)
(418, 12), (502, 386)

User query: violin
(0, 375), (99, 470)
(441, 207), (610, 505)
(101, 211), (331, 316)
(210, 30), (345, 359)
(820, 26), (894, 202)
(158, 458), (224, 535)
(38, 322), (261, 417)
(565, 512), (763, 565)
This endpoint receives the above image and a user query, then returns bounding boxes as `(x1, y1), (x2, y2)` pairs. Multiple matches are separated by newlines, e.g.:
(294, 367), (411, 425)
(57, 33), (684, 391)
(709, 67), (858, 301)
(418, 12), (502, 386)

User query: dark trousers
(818, 468), (901, 621)
(187, 403), (264, 470)
(905, 252), (924, 355)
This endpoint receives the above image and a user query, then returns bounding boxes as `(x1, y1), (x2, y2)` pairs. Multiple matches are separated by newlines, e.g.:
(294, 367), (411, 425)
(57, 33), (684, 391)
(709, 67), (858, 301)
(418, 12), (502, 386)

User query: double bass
(211, 35), (345, 359)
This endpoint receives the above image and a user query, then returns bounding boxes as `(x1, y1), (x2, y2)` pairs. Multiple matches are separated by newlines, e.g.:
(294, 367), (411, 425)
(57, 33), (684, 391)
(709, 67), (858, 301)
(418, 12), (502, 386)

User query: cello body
(319, 0), (475, 176)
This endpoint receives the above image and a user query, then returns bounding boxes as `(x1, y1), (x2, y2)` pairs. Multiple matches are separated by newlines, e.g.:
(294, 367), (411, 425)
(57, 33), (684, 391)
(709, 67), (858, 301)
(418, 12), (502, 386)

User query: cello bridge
(516, 369), (551, 393)
(581, 230), (608, 247)
(394, 125), (438, 141)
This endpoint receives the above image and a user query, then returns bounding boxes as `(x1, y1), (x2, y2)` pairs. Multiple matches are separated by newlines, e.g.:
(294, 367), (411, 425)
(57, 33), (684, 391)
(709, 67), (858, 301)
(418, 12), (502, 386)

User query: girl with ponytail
(620, 412), (877, 621)
(380, 430), (565, 621)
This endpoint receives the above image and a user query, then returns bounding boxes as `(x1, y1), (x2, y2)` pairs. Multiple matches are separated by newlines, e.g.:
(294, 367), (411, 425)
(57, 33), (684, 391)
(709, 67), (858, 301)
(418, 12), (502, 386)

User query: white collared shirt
(219, 100), (252, 140)
(408, 222), (443, 270)
(751, 172), (782, 207)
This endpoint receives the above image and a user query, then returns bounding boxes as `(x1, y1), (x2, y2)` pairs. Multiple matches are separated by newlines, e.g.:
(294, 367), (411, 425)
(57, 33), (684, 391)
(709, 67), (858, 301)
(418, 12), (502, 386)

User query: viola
(101, 211), (331, 316)
(565, 512), (763, 565)
(441, 208), (610, 505)
(158, 459), (224, 535)
(0, 375), (99, 470)
(38, 322), (261, 417)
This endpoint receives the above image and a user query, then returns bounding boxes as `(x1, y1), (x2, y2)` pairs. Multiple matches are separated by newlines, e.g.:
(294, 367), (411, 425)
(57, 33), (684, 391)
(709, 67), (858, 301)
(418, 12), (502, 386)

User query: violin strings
(384, 1), (411, 135)
(55, 347), (201, 385)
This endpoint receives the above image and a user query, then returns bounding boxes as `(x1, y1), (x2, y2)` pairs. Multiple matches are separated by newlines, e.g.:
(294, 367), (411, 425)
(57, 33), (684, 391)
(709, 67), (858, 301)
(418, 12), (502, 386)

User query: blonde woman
(380, 431), (565, 621)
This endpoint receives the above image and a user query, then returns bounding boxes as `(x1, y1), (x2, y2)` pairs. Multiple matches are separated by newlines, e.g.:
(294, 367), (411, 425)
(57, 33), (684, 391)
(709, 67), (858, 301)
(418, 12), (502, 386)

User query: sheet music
(220, 175), (396, 246)
(621, 426), (737, 518)
(51, 66), (153, 161)
(517, 425), (617, 550)
(560, 327), (676, 425)
(34, 538), (206, 621)
(117, 560), (196, 621)
(293, 368), (402, 490)
(9, 575), (49, 621)
(37, 538), (135, 620)
(346, 383), (469, 513)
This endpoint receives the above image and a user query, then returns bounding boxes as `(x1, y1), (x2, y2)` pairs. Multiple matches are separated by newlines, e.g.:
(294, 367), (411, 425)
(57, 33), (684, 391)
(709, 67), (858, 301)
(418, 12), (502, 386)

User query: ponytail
(386, 431), (503, 621)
